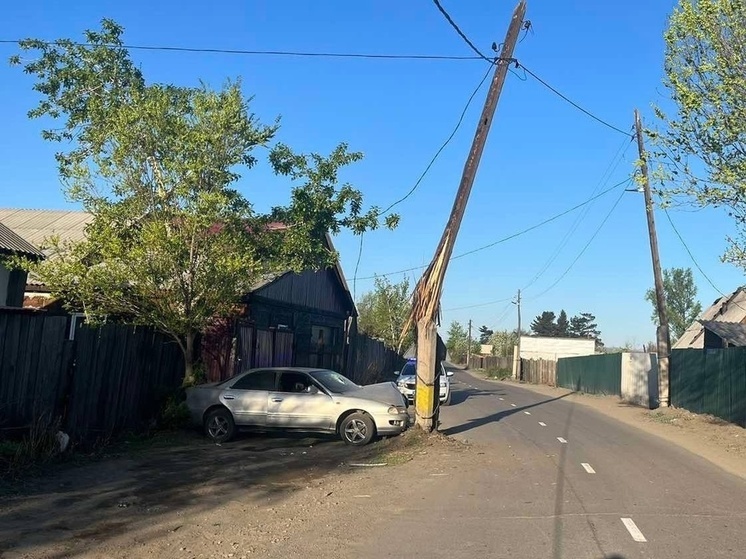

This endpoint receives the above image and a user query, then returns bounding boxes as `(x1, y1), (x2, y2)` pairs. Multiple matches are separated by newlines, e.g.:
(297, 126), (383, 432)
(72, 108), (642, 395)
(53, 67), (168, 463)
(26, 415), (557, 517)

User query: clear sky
(0, 0), (741, 347)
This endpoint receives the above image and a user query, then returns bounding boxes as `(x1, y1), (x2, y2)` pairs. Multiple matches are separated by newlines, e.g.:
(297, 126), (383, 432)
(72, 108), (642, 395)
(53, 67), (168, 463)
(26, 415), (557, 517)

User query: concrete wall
(0, 263), (9, 306)
(519, 336), (596, 361)
(621, 352), (659, 408)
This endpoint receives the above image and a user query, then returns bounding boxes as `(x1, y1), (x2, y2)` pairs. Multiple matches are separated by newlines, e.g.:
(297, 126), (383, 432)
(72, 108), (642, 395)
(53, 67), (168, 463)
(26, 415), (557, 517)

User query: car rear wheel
(204, 408), (235, 443)
(340, 412), (375, 446)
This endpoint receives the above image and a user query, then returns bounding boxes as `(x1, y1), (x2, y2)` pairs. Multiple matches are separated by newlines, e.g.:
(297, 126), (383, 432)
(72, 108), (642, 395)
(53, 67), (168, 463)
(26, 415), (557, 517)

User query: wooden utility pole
(467, 319), (473, 366)
(634, 108), (671, 408)
(411, 0), (527, 432)
(513, 289), (522, 380)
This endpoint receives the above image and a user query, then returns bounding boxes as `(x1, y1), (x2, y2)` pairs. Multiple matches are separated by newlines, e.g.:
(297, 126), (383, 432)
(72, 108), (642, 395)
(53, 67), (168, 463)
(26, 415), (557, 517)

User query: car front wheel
(204, 407), (235, 443)
(340, 412), (375, 446)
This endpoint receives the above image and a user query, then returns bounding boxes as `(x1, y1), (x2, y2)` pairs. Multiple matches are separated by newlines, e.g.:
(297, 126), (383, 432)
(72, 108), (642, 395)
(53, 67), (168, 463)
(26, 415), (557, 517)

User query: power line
(431, 0), (490, 61)
(450, 177), (631, 260)
(526, 186), (628, 301)
(0, 39), (482, 61)
(517, 63), (633, 138)
(521, 135), (634, 291)
(357, 176), (631, 281)
(661, 207), (746, 313)
(352, 232), (365, 301)
(380, 62), (493, 215)
(443, 296), (513, 312)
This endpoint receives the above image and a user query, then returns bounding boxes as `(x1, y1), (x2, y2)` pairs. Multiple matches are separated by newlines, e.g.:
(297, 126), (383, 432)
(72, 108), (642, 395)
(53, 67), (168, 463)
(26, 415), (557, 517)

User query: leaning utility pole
(467, 319), (473, 366)
(410, 1), (527, 432)
(634, 108), (671, 407)
(513, 289), (522, 380)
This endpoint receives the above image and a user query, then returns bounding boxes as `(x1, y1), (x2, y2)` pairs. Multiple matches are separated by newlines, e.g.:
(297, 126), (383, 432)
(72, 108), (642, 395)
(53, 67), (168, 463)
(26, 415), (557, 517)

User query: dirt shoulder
(0, 428), (466, 559)
(465, 369), (746, 481)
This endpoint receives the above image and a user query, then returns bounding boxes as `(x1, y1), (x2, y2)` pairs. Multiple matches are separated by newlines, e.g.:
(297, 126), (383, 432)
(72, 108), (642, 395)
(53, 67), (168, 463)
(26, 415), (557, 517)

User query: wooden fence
(0, 311), (184, 441)
(521, 358), (556, 386)
(468, 355), (512, 371)
(345, 324), (405, 385)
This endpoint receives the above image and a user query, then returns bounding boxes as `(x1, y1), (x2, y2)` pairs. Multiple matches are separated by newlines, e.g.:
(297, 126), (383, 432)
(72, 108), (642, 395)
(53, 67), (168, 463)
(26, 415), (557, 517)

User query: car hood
(352, 382), (405, 406)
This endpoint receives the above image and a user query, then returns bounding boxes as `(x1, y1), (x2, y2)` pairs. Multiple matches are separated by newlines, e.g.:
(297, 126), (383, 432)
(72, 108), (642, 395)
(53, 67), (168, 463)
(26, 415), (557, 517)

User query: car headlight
(397, 380), (406, 387)
(388, 405), (406, 415)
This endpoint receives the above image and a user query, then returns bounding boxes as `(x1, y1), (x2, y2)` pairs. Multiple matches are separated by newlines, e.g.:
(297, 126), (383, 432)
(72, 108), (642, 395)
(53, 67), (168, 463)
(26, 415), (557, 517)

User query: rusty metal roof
(0, 209), (92, 248)
(0, 221), (43, 257)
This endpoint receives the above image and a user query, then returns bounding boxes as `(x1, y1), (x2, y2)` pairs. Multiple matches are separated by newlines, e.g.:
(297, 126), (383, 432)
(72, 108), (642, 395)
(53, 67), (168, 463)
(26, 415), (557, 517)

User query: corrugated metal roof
(0, 208), (92, 247)
(673, 287), (746, 349)
(0, 221), (43, 257)
(700, 320), (746, 347)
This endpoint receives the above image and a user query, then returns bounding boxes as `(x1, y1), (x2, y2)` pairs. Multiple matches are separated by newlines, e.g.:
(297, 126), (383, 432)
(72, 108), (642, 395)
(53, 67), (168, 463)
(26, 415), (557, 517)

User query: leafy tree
(10, 20), (396, 384)
(556, 309), (570, 337)
(445, 321), (479, 364)
(478, 325), (494, 344)
(530, 311), (557, 336)
(357, 276), (412, 351)
(652, 0), (746, 267)
(488, 329), (519, 358)
(645, 267), (702, 341)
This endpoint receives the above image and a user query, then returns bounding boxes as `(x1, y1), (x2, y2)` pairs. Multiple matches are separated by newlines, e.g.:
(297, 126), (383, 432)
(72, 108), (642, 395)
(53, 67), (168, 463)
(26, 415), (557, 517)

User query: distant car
(395, 359), (453, 406)
(186, 367), (409, 446)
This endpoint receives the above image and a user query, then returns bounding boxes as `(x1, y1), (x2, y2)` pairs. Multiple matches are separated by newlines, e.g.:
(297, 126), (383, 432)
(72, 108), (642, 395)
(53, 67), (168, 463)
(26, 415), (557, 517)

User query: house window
(310, 325), (340, 370)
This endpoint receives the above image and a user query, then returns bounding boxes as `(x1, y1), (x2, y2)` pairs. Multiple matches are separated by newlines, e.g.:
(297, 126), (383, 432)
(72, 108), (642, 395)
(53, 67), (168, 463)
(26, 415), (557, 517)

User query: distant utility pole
(467, 319), (473, 366)
(634, 108), (671, 408)
(411, 1), (527, 432)
(513, 289), (522, 380)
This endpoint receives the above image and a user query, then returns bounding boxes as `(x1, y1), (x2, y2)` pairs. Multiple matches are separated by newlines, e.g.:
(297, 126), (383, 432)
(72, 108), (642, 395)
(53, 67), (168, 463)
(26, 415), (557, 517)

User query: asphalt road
(354, 368), (746, 559)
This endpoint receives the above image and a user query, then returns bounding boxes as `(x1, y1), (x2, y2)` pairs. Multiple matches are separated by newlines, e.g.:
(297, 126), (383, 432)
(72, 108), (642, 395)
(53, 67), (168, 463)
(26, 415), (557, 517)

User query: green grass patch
(486, 367), (512, 380)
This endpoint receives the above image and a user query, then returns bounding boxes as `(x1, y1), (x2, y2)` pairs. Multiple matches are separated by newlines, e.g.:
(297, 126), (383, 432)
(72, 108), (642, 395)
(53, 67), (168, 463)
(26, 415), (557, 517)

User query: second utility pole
(634, 108), (671, 408)
(513, 289), (521, 380)
(467, 319), (473, 366)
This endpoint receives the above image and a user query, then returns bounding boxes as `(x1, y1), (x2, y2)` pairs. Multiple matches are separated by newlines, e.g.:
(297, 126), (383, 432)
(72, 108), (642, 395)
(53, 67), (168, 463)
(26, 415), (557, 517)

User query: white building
(519, 335), (596, 361)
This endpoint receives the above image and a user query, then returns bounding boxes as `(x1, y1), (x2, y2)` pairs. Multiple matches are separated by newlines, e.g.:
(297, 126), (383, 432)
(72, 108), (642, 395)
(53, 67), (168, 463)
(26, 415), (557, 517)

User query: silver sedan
(186, 367), (410, 445)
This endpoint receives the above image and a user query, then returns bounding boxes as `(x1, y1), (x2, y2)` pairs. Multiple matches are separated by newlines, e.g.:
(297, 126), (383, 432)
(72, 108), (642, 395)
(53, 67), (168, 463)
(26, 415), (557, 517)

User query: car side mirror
(307, 385), (320, 395)
(446, 371), (454, 377)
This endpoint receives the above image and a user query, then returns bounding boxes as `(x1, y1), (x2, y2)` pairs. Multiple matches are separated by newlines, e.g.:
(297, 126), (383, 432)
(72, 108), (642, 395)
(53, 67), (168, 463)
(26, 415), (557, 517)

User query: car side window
(278, 372), (314, 393)
(231, 370), (276, 391)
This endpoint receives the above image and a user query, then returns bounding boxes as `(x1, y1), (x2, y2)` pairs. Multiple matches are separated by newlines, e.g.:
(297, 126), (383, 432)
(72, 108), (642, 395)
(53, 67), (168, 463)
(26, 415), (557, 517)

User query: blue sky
(0, 0), (741, 347)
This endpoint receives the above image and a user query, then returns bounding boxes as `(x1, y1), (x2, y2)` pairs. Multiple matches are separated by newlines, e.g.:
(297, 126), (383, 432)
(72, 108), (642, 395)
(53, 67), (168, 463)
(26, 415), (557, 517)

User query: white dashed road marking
(557, 437), (568, 444)
(510, 403), (517, 407)
(524, 411), (531, 415)
(621, 518), (647, 542)
(581, 463), (596, 474)
(538, 422), (547, 427)
(499, 397), (505, 401)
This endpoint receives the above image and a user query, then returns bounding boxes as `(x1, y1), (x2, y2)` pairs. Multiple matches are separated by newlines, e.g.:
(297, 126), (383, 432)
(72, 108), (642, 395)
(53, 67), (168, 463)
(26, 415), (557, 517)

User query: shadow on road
(440, 392), (575, 436)
(0, 429), (402, 558)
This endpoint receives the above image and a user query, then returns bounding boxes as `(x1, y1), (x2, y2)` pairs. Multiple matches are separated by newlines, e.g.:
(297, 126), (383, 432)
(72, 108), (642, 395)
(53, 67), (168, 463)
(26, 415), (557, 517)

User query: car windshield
(310, 370), (360, 394)
(399, 363), (416, 377)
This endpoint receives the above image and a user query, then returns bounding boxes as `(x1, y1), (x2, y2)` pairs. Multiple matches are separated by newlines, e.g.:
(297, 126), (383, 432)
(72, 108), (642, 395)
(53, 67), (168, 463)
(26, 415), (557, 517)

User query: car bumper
(397, 387), (450, 402)
(374, 410), (410, 435)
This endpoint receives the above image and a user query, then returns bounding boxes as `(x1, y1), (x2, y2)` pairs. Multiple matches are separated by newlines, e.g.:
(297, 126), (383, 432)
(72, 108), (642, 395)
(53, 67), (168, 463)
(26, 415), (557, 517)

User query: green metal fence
(670, 348), (746, 427)
(556, 353), (622, 396)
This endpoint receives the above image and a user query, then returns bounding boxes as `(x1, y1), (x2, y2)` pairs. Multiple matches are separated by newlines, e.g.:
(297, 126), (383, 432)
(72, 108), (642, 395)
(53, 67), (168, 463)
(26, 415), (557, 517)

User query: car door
(220, 370), (277, 426)
(267, 371), (337, 430)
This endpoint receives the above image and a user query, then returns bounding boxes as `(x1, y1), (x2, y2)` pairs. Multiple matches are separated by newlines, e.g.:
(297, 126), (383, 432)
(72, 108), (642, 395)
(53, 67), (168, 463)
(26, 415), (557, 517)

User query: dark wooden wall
(252, 269), (353, 317)
(0, 311), (184, 441)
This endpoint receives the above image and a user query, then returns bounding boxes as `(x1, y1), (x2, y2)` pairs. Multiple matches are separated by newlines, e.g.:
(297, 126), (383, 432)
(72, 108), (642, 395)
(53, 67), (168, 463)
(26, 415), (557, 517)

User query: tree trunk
(182, 331), (197, 386)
